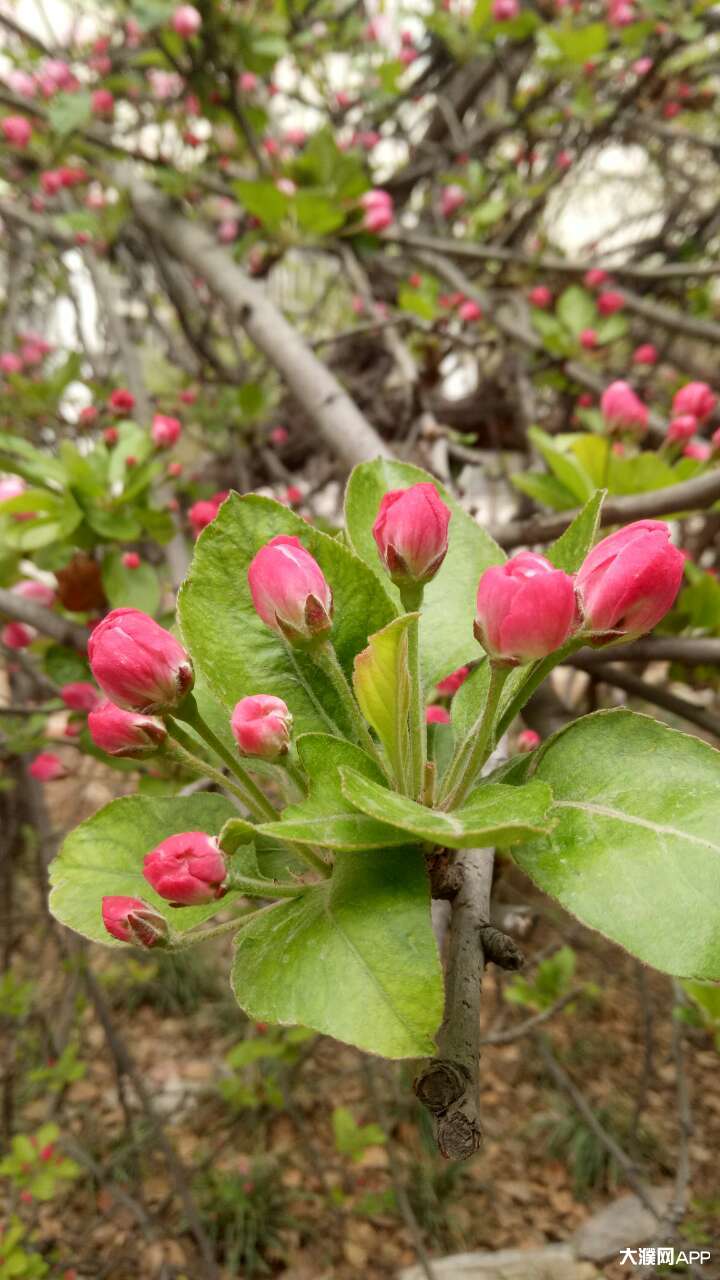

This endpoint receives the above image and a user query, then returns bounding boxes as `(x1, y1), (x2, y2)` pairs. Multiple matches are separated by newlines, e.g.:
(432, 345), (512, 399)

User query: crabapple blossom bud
(372, 483), (451, 589)
(426, 705), (451, 724)
(91, 89), (114, 116)
(13, 579), (55, 606)
(633, 343), (658, 365)
(102, 896), (169, 947)
(458, 300), (482, 323)
(683, 440), (711, 462)
(492, 0), (519, 18)
(248, 535), (333, 644)
(441, 185), (465, 218)
(172, 4), (202, 37)
(436, 665), (470, 696)
(88, 701), (167, 757)
(529, 286), (553, 308)
(362, 203), (393, 233)
(189, 497), (222, 537)
(88, 608), (193, 713)
(231, 694), (293, 760)
(29, 752), (65, 781)
(600, 381), (648, 433)
(60, 681), (100, 712)
(0, 352), (23, 374)
(666, 415), (697, 443)
(269, 426), (289, 446)
(597, 290), (625, 315)
(575, 520), (685, 639)
(151, 414), (182, 448)
(122, 551), (141, 569)
(103, 427), (119, 446)
(78, 405), (98, 425)
(474, 552), (577, 665)
(584, 268), (609, 288)
(2, 621), (35, 649)
(671, 381), (717, 423)
(0, 476), (25, 502)
(1, 116), (32, 147)
(712, 426), (720, 451)
(238, 71), (258, 93)
(517, 729), (541, 751)
(109, 387), (135, 415)
(143, 832), (227, 907)
(580, 329), (598, 350)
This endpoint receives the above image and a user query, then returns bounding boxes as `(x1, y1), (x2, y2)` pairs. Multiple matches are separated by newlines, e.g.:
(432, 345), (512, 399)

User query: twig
(569, 658), (720, 739)
(480, 987), (582, 1046)
(0, 587), (89, 649)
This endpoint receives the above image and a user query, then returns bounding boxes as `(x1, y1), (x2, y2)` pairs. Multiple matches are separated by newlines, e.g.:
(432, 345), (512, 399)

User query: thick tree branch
(0, 588), (88, 649)
(129, 180), (392, 470)
(569, 659), (720, 739)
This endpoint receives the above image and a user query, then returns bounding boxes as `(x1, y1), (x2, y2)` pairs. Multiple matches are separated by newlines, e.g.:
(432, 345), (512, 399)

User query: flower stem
(171, 695), (277, 822)
(172, 899), (284, 950)
(404, 608), (426, 801)
(311, 640), (385, 768)
(439, 663), (511, 810)
(164, 727), (259, 809)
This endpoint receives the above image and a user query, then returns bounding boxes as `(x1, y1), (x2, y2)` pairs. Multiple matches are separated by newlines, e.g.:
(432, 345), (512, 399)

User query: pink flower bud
(671, 381), (717, 423)
(492, 0), (519, 18)
(436, 665), (470, 696)
(0, 352), (23, 375)
(597, 290), (625, 316)
(529, 286), (553, 309)
(580, 328), (598, 350)
(0, 475), (26, 501)
(600, 381), (648, 433)
(102, 896), (169, 947)
(151, 414), (182, 448)
(633, 343), (658, 366)
(517, 729), (541, 752)
(372, 483), (451, 589)
(88, 701), (167, 757)
(441, 185), (465, 218)
(238, 71), (258, 93)
(363, 204), (393, 233)
(269, 426), (289, 446)
(633, 57), (653, 76)
(88, 608), (194, 713)
(122, 551), (141, 569)
(666, 414), (697, 443)
(248, 535), (333, 644)
(2, 621), (35, 649)
(109, 387), (135, 415)
(231, 694), (293, 760)
(458, 300), (482, 323)
(60, 681), (100, 712)
(78, 405), (98, 425)
(583, 268), (609, 288)
(189, 498), (221, 537)
(475, 552), (577, 664)
(13, 579), (55, 606)
(1, 116), (32, 147)
(576, 520), (685, 639)
(91, 89), (114, 117)
(143, 832), (227, 906)
(683, 440), (711, 462)
(29, 752), (65, 781)
(171, 4), (202, 37)
(104, 427), (119, 446)
(426, 704), (451, 724)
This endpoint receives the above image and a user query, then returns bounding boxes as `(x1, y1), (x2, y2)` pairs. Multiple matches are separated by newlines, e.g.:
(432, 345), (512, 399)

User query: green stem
(172, 900), (283, 950)
(494, 636), (587, 742)
(164, 729), (259, 809)
(404, 610), (426, 802)
(440, 663), (511, 811)
(224, 870), (308, 899)
(311, 640), (385, 769)
(171, 695), (277, 822)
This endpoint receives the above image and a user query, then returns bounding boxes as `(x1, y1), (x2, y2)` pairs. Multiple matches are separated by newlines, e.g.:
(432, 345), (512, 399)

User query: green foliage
(0, 1125), (80, 1201)
(0, 1220), (49, 1279)
(194, 1161), (290, 1276)
(0, 973), (35, 1020)
(331, 1106), (386, 1161)
(506, 947), (577, 1011)
(27, 1043), (86, 1094)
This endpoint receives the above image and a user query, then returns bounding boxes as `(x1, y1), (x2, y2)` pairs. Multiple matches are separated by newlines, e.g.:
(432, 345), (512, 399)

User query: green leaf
(556, 286), (597, 337)
(529, 427), (595, 504)
(295, 190), (346, 236)
(260, 735), (406, 850)
(353, 615), (414, 789)
(595, 314), (629, 345)
(101, 550), (161, 615)
(234, 180), (290, 231)
(178, 493), (395, 736)
(47, 91), (93, 136)
(340, 769), (555, 849)
(541, 23), (608, 64)
(546, 490), (605, 573)
(332, 1106), (386, 1160)
(512, 470), (579, 511)
(512, 709), (720, 979)
(44, 645), (90, 686)
(1, 488), (83, 551)
(0, 431), (66, 488)
(48, 794), (238, 945)
(344, 460), (504, 686)
(231, 846), (443, 1058)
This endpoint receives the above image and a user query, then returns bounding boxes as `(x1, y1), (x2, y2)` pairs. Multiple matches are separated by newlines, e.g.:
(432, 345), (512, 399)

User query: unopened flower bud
(102, 896), (169, 947)
(600, 381), (648, 433)
(231, 694), (292, 760)
(576, 520), (685, 640)
(88, 608), (193, 713)
(475, 552), (577, 665)
(143, 832), (227, 907)
(372, 482), (451, 590)
(248, 535), (333, 645)
(88, 701), (167, 757)
(671, 381), (716, 423)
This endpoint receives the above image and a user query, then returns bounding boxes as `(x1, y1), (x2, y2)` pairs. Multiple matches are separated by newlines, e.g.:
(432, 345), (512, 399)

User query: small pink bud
(632, 343), (658, 366)
(91, 89), (114, 117)
(0, 352), (23, 375)
(2, 621), (35, 649)
(103, 427), (119, 446)
(29, 752), (65, 781)
(580, 328), (598, 350)
(180, 387), (198, 404)
(583, 268), (609, 288)
(458, 300), (482, 323)
(441, 185), (465, 218)
(122, 551), (141, 569)
(436, 665), (470, 696)
(102, 896), (169, 947)
(475, 552), (577, 664)
(231, 694), (293, 760)
(189, 498), (221, 537)
(600, 381), (648, 433)
(529, 286), (553, 309)
(576, 520), (685, 639)
(683, 440), (711, 462)
(143, 832), (227, 906)
(372, 483), (451, 589)
(13, 579), (55, 606)
(491, 0), (519, 18)
(666, 414), (697, 443)
(363, 204), (393, 233)
(125, 456), (137, 469)
(426, 705), (451, 724)
(61, 681), (100, 712)
(1, 116), (32, 147)
(109, 387), (135, 415)
(168, 462), (183, 478)
(283, 485), (302, 506)
(269, 426), (289, 446)
(238, 71), (258, 93)
(597, 290), (625, 316)
(556, 150), (572, 172)
(171, 4), (202, 37)
(0, 476), (26, 502)
(88, 608), (194, 713)
(248, 535), (333, 645)
(217, 218), (239, 243)
(517, 729), (541, 752)
(89, 701), (167, 757)
(672, 381), (716, 423)
(151, 414), (182, 448)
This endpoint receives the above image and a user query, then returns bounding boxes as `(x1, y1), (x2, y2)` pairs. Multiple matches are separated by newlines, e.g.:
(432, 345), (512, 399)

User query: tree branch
(0, 588), (88, 649)
(569, 658), (720, 739)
